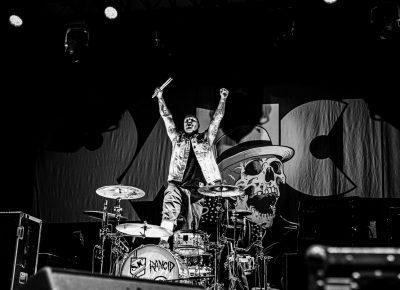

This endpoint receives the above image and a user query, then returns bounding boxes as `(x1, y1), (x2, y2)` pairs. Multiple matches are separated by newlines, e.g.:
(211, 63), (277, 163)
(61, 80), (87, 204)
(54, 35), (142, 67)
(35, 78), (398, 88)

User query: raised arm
(155, 88), (178, 142)
(208, 88), (229, 144)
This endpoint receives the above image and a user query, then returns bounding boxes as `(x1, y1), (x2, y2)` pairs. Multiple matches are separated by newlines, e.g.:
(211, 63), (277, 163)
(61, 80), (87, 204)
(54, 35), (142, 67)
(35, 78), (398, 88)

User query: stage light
(370, 1), (400, 40)
(104, 6), (118, 19)
(64, 22), (89, 63)
(323, 0), (338, 4)
(9, 14), (23, 27)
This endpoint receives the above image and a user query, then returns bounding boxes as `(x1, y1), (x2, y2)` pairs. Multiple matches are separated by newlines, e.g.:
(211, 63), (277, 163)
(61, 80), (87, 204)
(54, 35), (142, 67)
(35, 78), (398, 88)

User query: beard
(183, 128), (198, 137)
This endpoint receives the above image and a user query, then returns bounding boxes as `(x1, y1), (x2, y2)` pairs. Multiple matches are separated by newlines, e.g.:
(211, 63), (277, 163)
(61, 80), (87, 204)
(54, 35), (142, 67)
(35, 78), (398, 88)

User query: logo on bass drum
(130, 257), (146, 277)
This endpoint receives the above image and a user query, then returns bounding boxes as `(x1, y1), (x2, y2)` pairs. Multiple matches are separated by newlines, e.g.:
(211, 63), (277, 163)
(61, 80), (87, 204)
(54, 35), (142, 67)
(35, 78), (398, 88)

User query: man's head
(183, 114), (199, 135)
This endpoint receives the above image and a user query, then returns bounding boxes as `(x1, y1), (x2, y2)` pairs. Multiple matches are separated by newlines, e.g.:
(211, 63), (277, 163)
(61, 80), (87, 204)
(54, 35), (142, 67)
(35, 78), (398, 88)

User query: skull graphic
(221, 155), (286, 228)
(216, 125), (294, 229)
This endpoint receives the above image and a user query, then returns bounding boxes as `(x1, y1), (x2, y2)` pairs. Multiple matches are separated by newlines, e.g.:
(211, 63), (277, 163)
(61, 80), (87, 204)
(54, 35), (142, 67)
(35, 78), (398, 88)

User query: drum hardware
(198, 184), (244, 290)
(83, 210), (128, 222)
(92, 199), (130, 274)
(229, 253), (255, 276)
(170, 275), (215, 280)
(227, 209), (252, 217)
(92, 184), (146, 275)
(173, 229), (209, 257)
(250, 225), (273, 290)
(96, 184), (145, 200)
(226, 207), (249, 290)
(109, 233), (131, 255)
(116, 221), (173, 238)
(93, 199), (112, 274)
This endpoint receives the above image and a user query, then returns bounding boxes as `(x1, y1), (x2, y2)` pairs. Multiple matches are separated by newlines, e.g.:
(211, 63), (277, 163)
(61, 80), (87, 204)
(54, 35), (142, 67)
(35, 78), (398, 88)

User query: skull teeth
(249, 206), (274, 220)
(255, 186), (278, 196)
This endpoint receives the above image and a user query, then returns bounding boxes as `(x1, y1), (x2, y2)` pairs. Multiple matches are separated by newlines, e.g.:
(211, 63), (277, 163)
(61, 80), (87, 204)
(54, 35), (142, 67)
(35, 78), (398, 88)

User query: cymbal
(96, 185), (145, 200)
(116, 223), (172, 238)
(198, 184), (244, 198)
(83, 210), (128, 221)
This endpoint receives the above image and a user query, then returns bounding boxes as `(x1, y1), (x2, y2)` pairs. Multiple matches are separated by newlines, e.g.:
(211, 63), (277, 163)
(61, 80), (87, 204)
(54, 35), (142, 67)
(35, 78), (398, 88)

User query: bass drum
(119, 244), (188, 281)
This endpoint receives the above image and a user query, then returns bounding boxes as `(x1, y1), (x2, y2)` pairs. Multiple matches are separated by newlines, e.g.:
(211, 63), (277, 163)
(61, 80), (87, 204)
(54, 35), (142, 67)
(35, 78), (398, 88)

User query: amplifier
(0, 211), (42, 290)
(305, 245), (400, 290)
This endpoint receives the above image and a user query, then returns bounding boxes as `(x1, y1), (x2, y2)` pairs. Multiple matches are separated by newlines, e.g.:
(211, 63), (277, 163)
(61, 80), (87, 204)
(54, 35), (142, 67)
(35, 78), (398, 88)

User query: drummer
(153, 87), (230, 248)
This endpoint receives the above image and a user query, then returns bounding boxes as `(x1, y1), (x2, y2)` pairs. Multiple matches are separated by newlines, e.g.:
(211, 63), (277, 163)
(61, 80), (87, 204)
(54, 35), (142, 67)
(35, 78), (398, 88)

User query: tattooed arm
(155, 88), (177, 142)
(208, 88), (229, 144)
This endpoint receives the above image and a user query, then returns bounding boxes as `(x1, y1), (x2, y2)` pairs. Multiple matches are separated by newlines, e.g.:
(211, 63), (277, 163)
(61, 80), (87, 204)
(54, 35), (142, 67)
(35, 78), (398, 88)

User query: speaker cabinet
(22, 267), (204, 290)
(305, 245), (400, 290)
(0, 212), (42, 290)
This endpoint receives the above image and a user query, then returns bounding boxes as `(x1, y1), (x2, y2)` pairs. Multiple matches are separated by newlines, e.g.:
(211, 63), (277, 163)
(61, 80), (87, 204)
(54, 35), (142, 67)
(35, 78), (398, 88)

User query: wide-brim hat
(216, 125), (294, 169)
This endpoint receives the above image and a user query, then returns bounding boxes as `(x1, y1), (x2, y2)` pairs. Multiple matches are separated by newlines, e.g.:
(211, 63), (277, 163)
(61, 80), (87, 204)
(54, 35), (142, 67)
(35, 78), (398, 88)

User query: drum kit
(85, 184), (274, 290)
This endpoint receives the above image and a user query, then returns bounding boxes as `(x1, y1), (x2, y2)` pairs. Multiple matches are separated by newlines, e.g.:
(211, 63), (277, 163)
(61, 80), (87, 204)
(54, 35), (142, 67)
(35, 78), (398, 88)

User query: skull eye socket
(244, 160), (263, 176)
(270, 160), (282, 174)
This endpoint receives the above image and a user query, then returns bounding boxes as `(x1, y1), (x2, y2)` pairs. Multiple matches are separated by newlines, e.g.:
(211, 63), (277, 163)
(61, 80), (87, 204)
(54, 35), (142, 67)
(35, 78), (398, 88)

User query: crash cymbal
(116, 222), (172, 238)
(198, 184), (244, 198)
(96, 185), (145, 200)
(83, 210), (128, 221)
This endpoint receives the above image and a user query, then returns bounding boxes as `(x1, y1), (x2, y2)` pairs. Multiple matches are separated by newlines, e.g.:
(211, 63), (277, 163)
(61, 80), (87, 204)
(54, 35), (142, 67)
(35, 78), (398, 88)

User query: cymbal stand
(208, 196), (225, 290)
(93, 199), (111, 274)
(227, 208), (246, 290)
(109, 232), (130, 275)
(113, 198), (123, 224)
(109, 198), (132, 275)
(253, 226), (271, 290)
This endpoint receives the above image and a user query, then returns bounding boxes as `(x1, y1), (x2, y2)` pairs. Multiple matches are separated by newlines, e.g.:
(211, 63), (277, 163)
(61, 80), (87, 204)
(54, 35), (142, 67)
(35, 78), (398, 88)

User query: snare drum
(173, 230), (208, 256)
(119, 244), (188, 281)
(229, 253), (255, 275)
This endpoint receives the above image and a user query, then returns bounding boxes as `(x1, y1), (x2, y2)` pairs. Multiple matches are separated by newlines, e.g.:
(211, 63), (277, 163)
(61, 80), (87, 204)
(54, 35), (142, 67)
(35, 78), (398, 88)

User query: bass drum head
(120, 244), (187, 281)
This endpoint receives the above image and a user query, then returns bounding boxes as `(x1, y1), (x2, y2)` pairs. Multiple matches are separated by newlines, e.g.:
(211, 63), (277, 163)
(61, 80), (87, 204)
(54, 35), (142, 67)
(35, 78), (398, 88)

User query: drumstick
(152, 77), (173, 98)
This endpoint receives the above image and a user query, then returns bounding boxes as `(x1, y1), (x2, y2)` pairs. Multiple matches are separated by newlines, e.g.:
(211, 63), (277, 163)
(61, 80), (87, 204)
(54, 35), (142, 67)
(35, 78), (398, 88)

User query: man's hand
(220, 88), (229, 99)
(153, 87), (163, 99)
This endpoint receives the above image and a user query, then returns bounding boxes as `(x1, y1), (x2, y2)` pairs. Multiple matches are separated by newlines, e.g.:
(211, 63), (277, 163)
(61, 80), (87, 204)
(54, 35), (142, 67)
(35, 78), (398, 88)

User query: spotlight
(370, 1), (400, 40)
(64, 22), (89, 63)
(104, 6), (118, 20)
(323, 0), (338, 4)
(9, 14), (23, 27)
(104, 0), (122, 20)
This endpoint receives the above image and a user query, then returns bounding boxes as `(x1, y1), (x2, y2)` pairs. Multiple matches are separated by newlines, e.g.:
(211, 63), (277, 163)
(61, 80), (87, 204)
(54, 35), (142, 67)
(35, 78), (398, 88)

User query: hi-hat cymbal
(96, 185), (145, 200)
(83, 210), (128, 221)
(198, 185), (244, 198)
(116, 223), (172, 238)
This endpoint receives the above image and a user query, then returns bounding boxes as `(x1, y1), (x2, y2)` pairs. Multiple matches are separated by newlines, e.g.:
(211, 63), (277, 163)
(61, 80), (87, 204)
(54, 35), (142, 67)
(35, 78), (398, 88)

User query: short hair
(183, 114), (199, 122)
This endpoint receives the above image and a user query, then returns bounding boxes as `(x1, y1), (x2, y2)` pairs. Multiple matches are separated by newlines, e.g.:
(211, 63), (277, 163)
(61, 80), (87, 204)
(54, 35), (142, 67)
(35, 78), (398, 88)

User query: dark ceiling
(3, 0), (400, 129)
